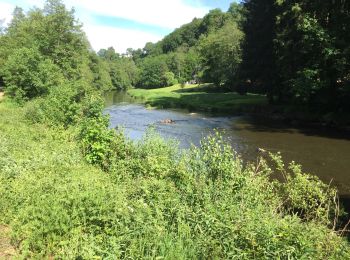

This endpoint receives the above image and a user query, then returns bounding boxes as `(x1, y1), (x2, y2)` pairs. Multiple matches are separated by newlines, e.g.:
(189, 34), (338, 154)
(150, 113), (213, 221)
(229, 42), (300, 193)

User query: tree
(109, 58), (139, 90)
(274, 0), (350, 111)
(199, 20), (243, 87)
(162, 71), (178, 86)
(143, 42), (162, 57)
(228, 2), (246, 28)
(88, 52), (113, 91)
(137, 56), (169, 88)
(98, 47), (119, 61)
(98, 47), (139, 90)
(0, 0), (109, 101)
(166, 52), (185, 82)
(41, 0), (89, 79)
(161, 18), (202, 53)
(3, 47), (64, 100)
(241, 0), (278, 97)
(199, 9), (229, 34)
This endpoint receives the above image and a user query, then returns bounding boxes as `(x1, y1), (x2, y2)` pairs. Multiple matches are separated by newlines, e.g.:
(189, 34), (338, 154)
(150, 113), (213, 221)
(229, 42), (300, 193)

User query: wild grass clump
(0, 101), (349, 258)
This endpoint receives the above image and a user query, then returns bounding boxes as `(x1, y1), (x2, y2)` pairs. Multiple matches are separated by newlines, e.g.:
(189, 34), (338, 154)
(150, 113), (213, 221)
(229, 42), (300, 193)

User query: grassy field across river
(128, 84), (267, 114)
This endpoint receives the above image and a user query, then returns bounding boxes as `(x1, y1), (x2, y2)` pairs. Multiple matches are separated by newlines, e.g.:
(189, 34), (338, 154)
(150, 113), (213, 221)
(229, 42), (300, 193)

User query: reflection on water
(104, 91), (350, 195)
(104, 90), (137, 107)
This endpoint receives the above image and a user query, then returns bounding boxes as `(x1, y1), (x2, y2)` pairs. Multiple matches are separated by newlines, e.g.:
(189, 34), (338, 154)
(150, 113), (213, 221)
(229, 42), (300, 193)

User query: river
(105, 91), (350, 196)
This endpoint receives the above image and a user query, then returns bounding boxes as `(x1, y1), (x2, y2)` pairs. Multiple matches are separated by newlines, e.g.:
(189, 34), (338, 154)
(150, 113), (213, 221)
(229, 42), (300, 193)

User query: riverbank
(128, 84), (267, 114)
(1, 99), (350, 257)
(128, 84), (350, 130)
(106, 91), (350, 197)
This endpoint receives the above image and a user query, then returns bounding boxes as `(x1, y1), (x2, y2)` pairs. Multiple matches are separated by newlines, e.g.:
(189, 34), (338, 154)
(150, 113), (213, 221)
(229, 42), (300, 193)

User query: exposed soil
(0, 225), (17, 259)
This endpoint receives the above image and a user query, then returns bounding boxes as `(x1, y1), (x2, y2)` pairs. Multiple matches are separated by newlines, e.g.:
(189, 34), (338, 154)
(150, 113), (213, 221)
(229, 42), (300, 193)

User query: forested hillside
(96, 3), (245, 90)
(95, 1), (350, 122)
(0, 0), (350, 258)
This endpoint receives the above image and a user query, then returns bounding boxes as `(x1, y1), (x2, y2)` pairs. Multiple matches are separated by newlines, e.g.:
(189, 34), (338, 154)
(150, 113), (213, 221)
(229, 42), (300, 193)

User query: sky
(0, 0), (235, 53)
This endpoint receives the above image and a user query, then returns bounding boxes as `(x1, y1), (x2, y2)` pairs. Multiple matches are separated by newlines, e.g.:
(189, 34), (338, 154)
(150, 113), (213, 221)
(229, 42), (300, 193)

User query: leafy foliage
(123, 4), (245, 89)
(242, 0), (350, 114)
(3, 47), (64, 101)
(98, 47), (139, 90)
(0, 0), (110, 103)
(199, 20), (243, 87)
(137, 55), (169, 88)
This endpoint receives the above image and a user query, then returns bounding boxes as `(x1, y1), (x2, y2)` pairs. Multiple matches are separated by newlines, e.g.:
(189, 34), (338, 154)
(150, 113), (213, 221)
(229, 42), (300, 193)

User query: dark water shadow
(233, 116), (350, 141)
(104, 90), (140, 107)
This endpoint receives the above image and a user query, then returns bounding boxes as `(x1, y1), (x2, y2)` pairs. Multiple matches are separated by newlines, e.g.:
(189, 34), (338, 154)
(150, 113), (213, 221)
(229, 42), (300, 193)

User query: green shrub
(79, 115), (115, 169)
(270, 152), (338, 224)
(163, 71), (178, 86)
(24, 80), (105, 127)
(3, 47), (64, 101)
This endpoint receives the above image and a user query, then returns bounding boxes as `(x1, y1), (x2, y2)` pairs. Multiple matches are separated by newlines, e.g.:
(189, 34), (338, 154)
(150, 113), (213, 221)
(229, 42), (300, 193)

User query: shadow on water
(230, 116), (350, 196)
(104, 90), (139, 107)
(233, 116), (350, 141)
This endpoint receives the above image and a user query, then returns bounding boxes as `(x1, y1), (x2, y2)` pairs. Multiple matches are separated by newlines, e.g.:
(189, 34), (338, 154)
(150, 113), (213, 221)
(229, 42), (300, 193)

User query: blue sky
(0, 0), (235, 53)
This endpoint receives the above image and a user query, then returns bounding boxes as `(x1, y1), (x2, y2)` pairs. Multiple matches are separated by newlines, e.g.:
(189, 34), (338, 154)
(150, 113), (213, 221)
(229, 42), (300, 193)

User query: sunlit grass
(128, 84), (267, 113)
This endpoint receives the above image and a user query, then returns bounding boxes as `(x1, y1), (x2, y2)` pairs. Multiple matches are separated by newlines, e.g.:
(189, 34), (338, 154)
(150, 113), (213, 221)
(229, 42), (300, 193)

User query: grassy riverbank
(128, 84), (350, 128)
(128, 84), (267, 114)
(1, 96), (350, 258)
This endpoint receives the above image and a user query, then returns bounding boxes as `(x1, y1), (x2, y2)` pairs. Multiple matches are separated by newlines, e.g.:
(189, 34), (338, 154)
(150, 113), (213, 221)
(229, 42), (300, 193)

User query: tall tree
(241, 0), (278, 97)
(199, 20), (243, 87)
(0, 0), (104, 100)
(275, 0), (350, 111)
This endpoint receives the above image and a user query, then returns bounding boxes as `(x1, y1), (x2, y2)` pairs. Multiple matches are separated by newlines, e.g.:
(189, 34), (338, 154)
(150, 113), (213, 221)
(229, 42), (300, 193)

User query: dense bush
(2, 47), (64, 101)
(78, 99), (117, 169)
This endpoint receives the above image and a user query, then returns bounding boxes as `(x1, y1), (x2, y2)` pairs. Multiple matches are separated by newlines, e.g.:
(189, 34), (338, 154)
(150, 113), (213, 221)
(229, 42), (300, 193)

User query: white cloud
(0, 0), (210, 53)
(0, 2), (15, 26)
(85, 25), (163, 53)
(66, 0), (209, 29)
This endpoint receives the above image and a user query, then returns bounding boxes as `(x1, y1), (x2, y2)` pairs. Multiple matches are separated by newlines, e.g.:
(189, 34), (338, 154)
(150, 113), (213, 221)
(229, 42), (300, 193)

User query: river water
(105, 91), (350, 196)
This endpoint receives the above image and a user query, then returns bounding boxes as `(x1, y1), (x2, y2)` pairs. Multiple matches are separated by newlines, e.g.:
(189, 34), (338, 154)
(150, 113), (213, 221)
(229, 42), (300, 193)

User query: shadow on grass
(174, 83), (230, 94)
(145, 93), (267, 115)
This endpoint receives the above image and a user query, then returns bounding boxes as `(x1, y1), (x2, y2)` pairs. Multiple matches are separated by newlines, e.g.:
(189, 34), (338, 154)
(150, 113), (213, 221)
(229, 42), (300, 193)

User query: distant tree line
(0, 0), (349, 116)
(96, 3), (245, 90)
(100, 0), (349, 116)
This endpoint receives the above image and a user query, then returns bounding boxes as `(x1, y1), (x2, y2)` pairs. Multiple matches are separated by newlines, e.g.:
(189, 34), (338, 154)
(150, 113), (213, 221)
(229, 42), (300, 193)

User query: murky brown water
(232, 117), (350, 195)
(105, 91), (350, 195)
